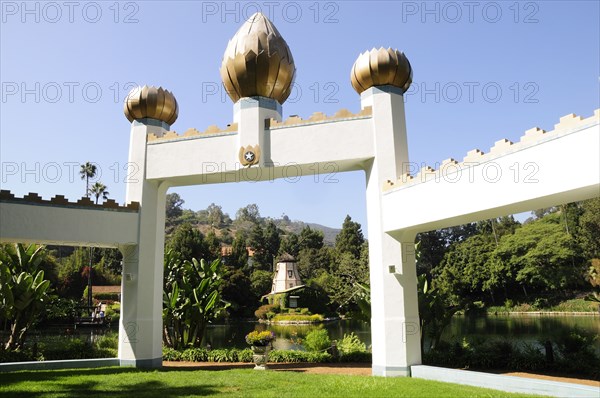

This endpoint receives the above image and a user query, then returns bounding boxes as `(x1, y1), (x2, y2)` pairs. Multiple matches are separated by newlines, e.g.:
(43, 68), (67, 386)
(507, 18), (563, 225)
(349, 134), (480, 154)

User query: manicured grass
(0, 367), (543, 398)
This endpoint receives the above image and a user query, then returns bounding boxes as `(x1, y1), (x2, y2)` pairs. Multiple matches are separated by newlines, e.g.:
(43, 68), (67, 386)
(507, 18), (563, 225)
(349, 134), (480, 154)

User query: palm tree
(79, 162), (97, 198)
(89, 182), (109, 204)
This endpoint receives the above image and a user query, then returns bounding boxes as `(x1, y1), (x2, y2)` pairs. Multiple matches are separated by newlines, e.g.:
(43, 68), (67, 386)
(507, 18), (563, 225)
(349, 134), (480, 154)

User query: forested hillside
(11, 195), (598, 321)
(418, 198), (600, 311)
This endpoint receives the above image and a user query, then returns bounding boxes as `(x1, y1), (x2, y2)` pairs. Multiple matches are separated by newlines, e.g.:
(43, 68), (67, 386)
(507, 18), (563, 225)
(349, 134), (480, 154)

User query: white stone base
(119, 357), (162, 368)
(411, 365), (599, 397)
(372, 365), (411, 377)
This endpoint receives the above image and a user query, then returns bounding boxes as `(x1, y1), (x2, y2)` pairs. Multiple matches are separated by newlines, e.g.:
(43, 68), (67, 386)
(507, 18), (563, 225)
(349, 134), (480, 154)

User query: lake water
(204, 319), (372, 350)
(442, 314), (600, 353)
(203, 315), (600, 353)
(20, 314), (599, 353)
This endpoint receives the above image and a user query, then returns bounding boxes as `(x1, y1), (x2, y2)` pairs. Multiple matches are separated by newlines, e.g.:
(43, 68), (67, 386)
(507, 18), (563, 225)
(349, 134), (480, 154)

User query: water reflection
(203, 315), (598, 353)
(442, 315), (600, 353)
(204, 319), (372, 350)
(21, 315), (598, 353)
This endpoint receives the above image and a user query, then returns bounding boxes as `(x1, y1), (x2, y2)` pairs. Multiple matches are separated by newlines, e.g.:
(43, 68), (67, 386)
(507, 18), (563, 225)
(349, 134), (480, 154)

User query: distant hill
(272, 218), (340, 246)
(187, 216), (340, 246)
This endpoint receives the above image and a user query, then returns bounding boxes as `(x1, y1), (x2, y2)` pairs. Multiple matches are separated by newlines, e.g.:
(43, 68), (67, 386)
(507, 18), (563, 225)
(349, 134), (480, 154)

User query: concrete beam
(145, 117), (374, 185)
(382, 122), (600, 236)
(0, 202), (139, 247)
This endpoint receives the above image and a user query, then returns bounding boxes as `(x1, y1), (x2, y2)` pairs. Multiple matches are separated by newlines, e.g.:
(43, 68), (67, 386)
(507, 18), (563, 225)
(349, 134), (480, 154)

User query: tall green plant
(349, 281), (371, 323)
(0, 244), (51, 350)
(304, 329), (331, 352)
(162, 250), (229, 349)
(418, 274), (459, 355)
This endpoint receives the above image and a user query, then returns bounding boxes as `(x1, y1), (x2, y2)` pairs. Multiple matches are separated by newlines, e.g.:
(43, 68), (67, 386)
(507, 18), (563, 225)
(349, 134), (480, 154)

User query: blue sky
(1, 1), (599, 235)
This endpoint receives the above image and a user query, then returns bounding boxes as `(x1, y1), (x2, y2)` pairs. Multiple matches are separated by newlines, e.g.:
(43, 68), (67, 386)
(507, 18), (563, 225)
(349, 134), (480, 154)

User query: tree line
(1, 191), (597, 352)
(164, 193), (369, 318)
(417, 198), (600, 310)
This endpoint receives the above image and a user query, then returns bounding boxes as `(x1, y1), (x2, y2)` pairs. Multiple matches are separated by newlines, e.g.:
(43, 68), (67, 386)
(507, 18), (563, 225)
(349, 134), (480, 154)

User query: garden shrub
(40, 339), (90, 360)
(93, 293), (120, 301)
(337, 333), (366, 354)
(43, 298), (78, 323)
(180, 348), (208, 362)
(553, 330), (600, 378)
(104, 303), (120, 324)
(271, 314), (323, 323)
(477, 340), (514, 369)
(92, 347), (117, 358)
(0, 349), (38, 363)
(237, 349), (253, 362)
(161, 347), (333, 364)
(508, 343), (546, 372)
(306, 351), (332, 363)
(162, 347), (182, 361)
(254, 304), (279, 320)
(422, 340), (467, 368)
(173, 348), (255, 363)
(303, 329), (331, 352)
(423, 336), (600, 380)
(96, 333), (118, 350)
(208, 348), (246, 362)
(555, 330), (596, 357)
(269, 350), (332, 363)
(532, 297), (549, 310)
(269, 350), (310, 363)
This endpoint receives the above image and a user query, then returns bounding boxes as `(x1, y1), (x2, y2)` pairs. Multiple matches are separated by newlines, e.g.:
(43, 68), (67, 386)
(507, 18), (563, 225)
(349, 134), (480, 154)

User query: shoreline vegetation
(487, 311), (598, 316)
(483, 298), (599, 315)
(259, 315), (339, 324)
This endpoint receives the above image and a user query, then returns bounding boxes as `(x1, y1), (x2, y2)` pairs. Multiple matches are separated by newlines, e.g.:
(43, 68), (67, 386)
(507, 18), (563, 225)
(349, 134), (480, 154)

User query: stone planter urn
(251, 345), (271, 370)
(246, 330), (275, 370)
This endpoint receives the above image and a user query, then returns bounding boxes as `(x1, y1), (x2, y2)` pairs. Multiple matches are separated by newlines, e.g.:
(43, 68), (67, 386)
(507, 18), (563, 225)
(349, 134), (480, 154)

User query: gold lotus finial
(350, 48), (412, 95)
(220, 12), (296, 104)
(124, 85), (178, 125)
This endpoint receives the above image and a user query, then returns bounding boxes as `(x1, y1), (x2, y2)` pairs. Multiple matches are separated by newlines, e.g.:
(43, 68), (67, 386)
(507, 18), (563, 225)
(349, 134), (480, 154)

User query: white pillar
(363, 86), (422, 377)
(119, 118), (170, 367)
(233, 96), (282, 167)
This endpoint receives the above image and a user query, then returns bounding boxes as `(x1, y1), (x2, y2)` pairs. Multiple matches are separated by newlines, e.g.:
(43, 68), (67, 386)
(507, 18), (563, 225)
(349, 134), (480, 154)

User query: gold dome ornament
(350, 48), (413, 95)
(124, 86), (178, 125)
(220, 12), (296, 104)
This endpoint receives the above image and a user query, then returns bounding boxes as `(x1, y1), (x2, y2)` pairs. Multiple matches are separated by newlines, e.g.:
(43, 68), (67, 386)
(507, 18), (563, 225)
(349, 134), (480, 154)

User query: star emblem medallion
(239, 145), (260, 167)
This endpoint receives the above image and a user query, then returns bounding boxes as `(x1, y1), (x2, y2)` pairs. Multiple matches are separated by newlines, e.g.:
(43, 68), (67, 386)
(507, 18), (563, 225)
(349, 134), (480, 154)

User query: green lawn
(0, 367), (544, 398)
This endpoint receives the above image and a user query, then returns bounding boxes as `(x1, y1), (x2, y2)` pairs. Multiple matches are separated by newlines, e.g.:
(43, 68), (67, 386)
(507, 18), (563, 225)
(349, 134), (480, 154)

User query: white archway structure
(1, 13), (598, 377)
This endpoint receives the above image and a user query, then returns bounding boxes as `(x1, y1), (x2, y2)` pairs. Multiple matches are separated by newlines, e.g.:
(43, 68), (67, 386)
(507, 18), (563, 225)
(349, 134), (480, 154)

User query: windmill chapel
(271, 253), (303, 294)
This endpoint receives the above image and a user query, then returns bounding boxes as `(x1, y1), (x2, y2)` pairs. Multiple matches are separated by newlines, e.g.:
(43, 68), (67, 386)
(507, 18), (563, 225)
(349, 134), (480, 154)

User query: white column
(233, 96), (282, 167)
(119, 118), (170, 367)
(363, 86), (422, 377)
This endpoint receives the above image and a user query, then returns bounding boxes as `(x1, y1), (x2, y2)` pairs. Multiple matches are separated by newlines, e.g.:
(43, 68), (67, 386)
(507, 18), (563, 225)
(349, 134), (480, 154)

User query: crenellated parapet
(147, 123), (238, 143)
(145, 107), (373, 144)
(267, 106), (372, 129)
(384, 109), (600, 191)
(0, 190), (139, 211)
